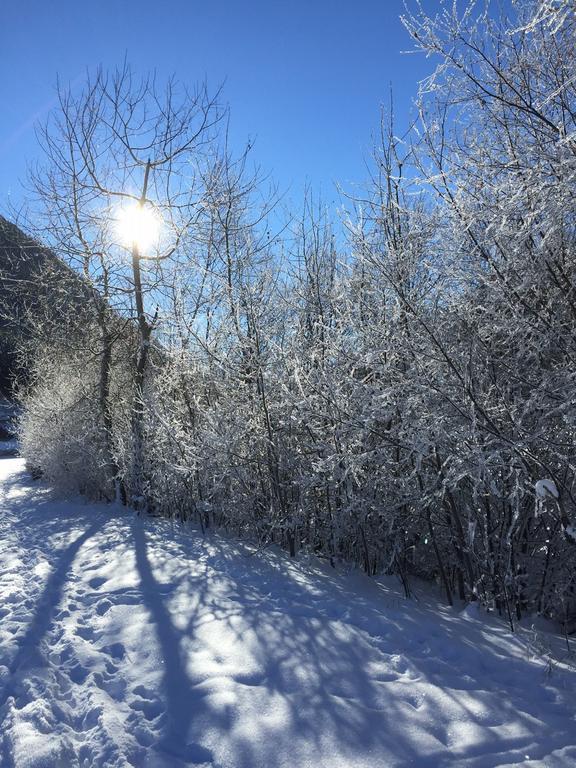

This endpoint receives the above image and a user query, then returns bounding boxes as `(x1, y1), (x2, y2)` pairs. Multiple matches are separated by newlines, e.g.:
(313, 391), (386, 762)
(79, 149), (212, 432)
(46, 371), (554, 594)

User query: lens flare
(116, 203), (160, 251)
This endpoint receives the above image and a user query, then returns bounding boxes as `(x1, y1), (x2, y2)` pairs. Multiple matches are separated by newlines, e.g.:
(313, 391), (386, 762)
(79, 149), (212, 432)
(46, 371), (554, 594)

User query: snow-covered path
(0, 457), (575, 768)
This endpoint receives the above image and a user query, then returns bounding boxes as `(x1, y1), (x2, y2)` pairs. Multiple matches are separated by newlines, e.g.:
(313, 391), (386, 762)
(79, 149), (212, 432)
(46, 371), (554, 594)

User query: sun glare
(116, 203), (161, 252)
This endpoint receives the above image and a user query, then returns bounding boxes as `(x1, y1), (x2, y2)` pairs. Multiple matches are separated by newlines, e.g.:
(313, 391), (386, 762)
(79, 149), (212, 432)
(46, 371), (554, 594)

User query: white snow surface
(1, 457), (575, 768)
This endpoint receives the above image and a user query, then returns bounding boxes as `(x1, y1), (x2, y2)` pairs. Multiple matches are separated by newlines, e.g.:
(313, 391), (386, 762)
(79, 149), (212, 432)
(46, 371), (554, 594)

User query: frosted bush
(19, 359), (110, 499)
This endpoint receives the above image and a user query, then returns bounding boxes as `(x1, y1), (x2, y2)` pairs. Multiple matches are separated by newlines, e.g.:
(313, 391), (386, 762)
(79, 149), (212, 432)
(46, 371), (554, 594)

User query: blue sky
(0, 0), (439, 215)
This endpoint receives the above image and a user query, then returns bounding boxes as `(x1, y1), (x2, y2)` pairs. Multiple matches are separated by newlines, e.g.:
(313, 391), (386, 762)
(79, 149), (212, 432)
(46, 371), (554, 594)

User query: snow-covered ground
(0, 457), (575, 768)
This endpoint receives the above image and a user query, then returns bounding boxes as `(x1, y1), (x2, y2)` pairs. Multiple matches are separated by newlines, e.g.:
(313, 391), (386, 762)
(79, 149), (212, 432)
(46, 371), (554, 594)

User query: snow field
(1, 457), (575, 767)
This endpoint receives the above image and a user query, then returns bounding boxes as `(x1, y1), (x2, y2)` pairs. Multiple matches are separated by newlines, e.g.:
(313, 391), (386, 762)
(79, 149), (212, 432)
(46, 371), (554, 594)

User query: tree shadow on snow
(135, 523), (576, 768)
(131, 519), (215, 765)
(0, 515), (106, 708)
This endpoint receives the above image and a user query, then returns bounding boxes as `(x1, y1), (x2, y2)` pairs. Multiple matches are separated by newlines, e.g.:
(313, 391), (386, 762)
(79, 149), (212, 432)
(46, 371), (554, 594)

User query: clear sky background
(0, 0), (440, 217)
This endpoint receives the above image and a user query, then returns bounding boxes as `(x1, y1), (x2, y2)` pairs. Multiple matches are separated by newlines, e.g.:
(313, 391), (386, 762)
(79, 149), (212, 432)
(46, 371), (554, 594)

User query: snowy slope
(0, 457), (575, 768)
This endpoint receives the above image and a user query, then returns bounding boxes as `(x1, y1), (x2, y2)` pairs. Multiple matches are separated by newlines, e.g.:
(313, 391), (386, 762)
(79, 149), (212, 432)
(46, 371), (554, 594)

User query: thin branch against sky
(0, 0), (439, 213)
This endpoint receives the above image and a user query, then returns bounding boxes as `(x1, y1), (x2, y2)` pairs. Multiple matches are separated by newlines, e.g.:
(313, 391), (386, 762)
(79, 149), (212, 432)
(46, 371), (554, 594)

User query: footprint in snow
(68, 663), (90, 685)
(96, 599), (113, 616)
(59, 645), (74, 663)
(133, 684), (156, 699)
(133, 724), (155, 747)
(94, 670), (126, 700)
(101, 642), (126, 661)
(96, 593), (140, 615)
(130, 696), (164, 721)
(154, 738), (214, 765)
(405, 692), (425, 710)
(88, 576), (107, 589)
(76, 625), (96, 642)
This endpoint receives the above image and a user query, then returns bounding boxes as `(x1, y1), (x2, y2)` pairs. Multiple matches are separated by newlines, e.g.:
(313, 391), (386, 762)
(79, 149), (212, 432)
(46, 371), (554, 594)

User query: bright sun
(116, 203), (161, 251)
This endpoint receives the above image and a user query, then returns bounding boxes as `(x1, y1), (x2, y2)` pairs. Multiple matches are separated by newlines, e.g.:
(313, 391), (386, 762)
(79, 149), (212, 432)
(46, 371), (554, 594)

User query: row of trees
(11, 1), (576, 628)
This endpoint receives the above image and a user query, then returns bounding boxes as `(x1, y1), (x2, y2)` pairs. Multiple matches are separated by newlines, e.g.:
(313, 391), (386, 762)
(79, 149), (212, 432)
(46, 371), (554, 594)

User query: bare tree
(27, 63), (223, 505)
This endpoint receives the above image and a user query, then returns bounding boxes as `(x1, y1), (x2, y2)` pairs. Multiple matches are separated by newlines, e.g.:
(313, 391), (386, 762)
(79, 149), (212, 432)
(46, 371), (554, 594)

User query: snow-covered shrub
(11, 2), (576, 628)
(19, 354), (110, 498)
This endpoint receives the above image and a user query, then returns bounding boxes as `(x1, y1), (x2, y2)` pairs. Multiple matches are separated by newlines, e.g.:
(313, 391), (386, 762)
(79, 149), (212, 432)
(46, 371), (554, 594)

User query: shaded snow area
(1, 458), (575, 768)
